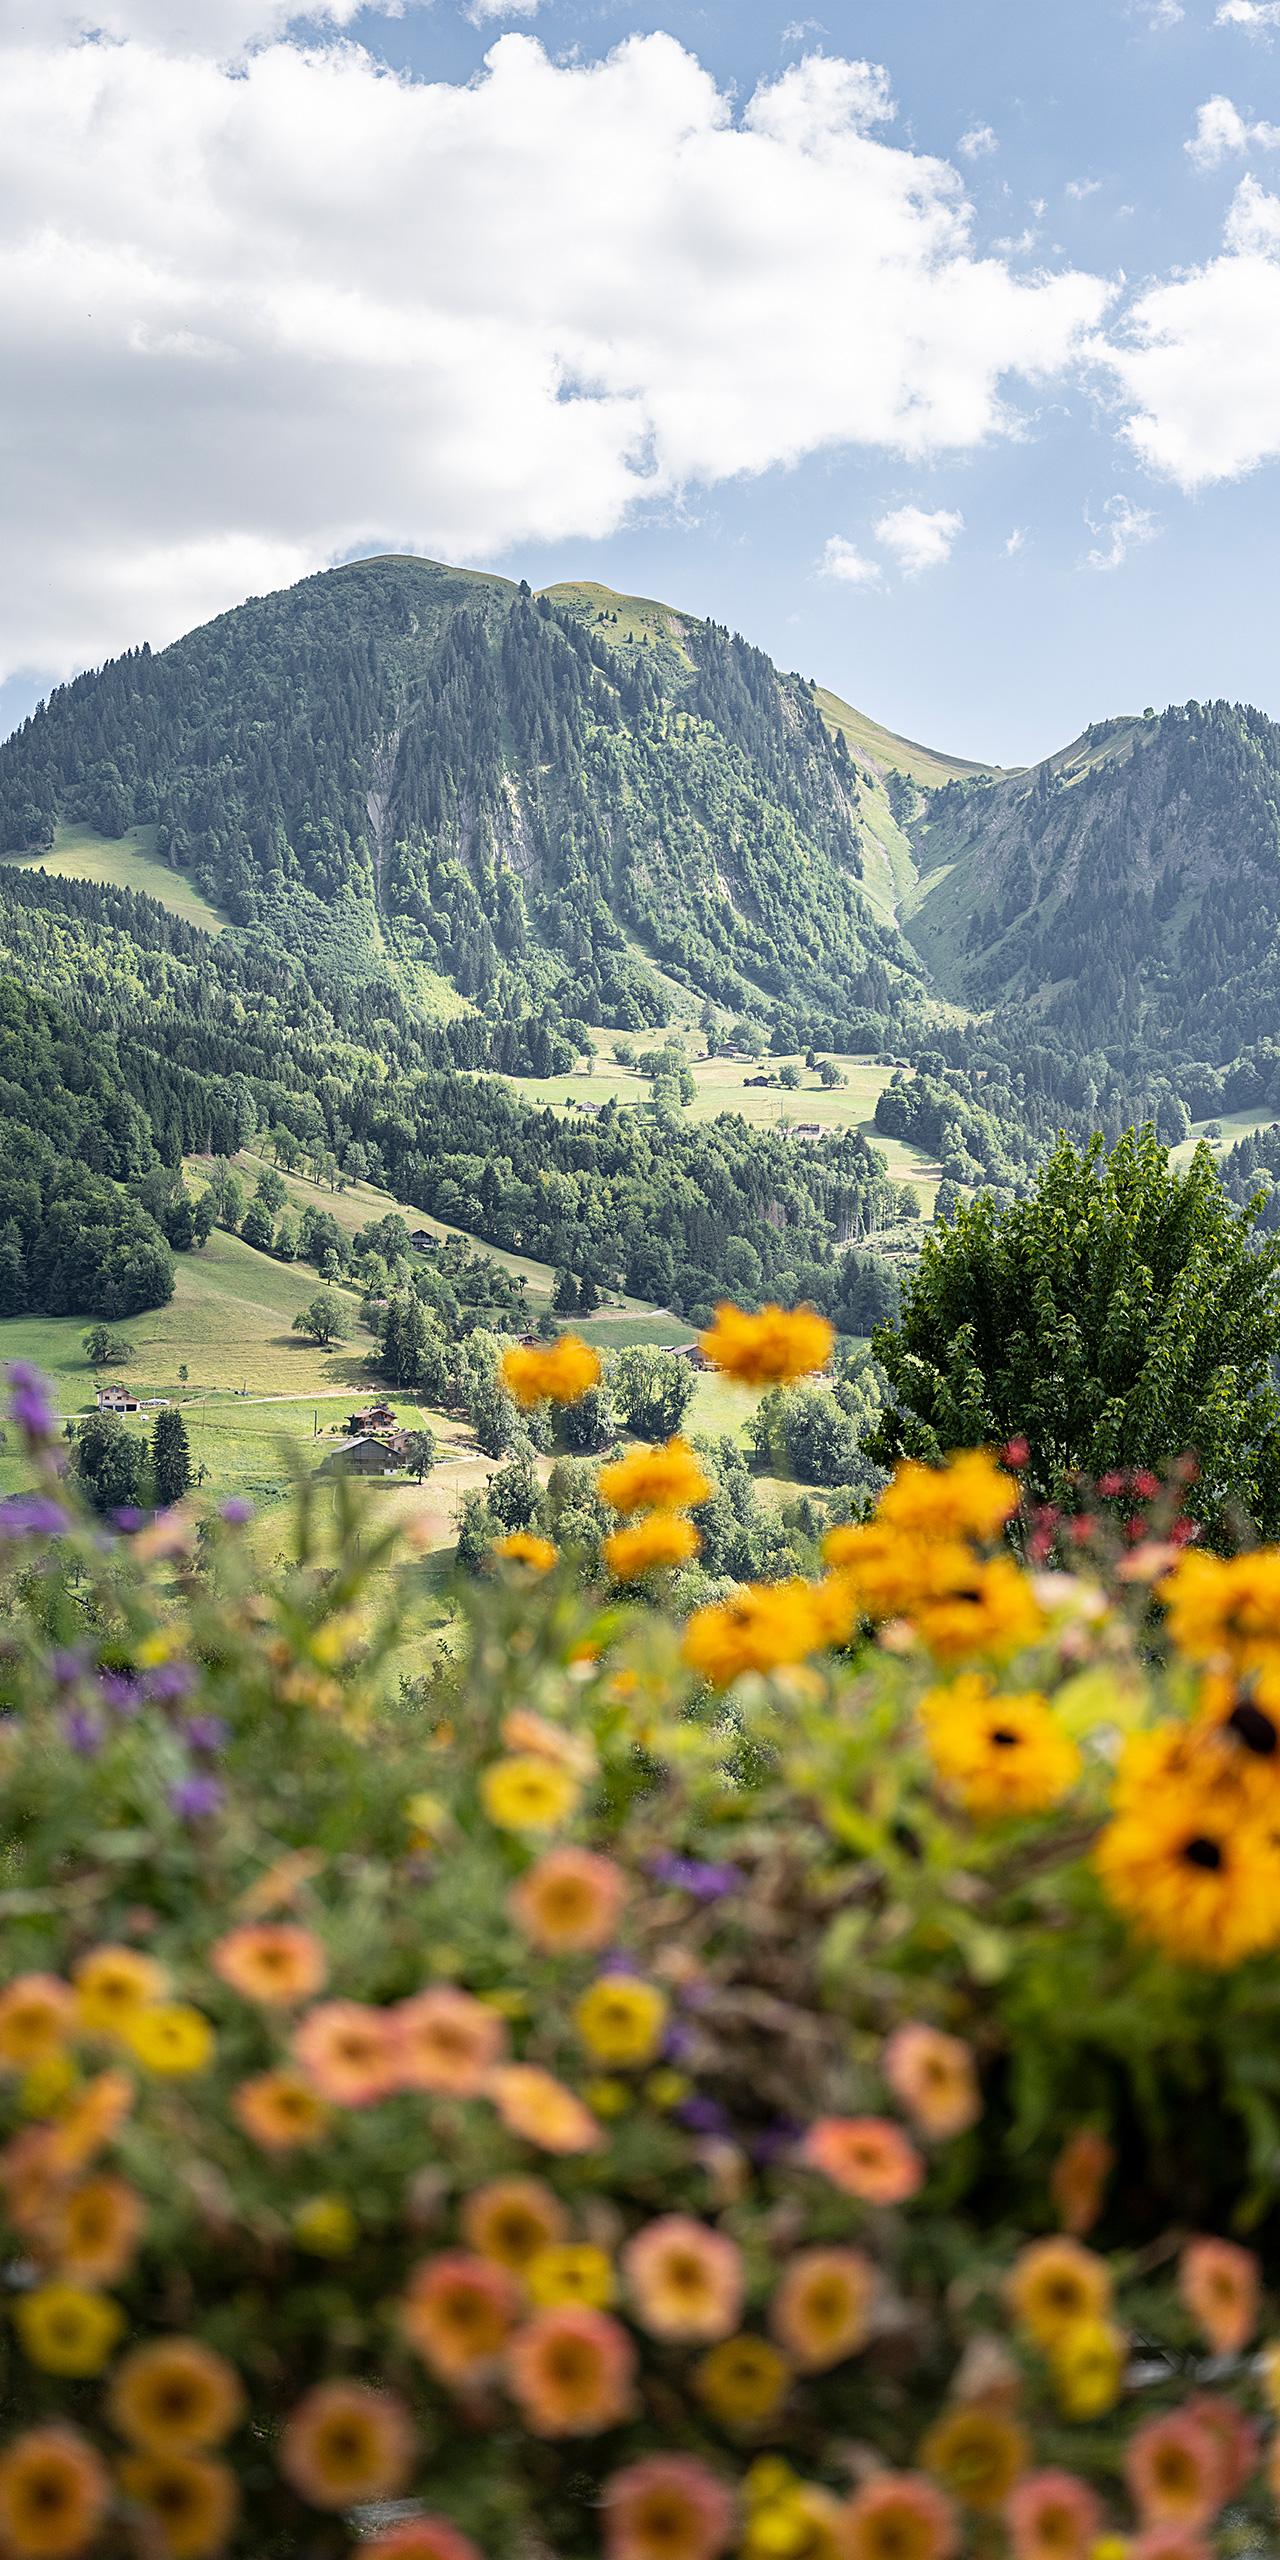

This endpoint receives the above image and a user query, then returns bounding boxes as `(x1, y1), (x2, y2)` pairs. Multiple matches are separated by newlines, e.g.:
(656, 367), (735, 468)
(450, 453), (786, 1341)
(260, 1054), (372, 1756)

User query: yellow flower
(912, 1556), (1046, 1665)
(583, 2077), (632, 2118)
(598, 1439), (712, 1517)
(19, 2057), (78, 2119)
(1007, 2238), (1112, 2348)
(604, 1513), (701, 1581)
(403, 1791), (450, 1851)
(919, 2403), (1028, 2513)
(875, 1451), (1019, 1547)
(682, 1580), (828, 1689)
(123, 2004), (215, 2076)
(109, 2339), (245, 2453)
(645, 2068), (691, 2111)
(15, 2283), (124, 2377)
(493, 1532), (558, 1572)
(574, 1976), (668, 2069)
(525, 2244), (616, 2310)
(481, 1755), (580, 1832)
(1048, 2318), (1126, 2420)
(292, 2197), (358, 2257)
(1160, 1545), (1280, 1669)
(0, 1977), (74, 2071)
(1095, 1780), (1280, 1966)
(502, 1336), (601, 1409)
(74, 1946), (169, 2039)
(696, 2335), (790, 2430)
(920, 1675), (1082, 1819)
(698, 1302), (834, 1386)
(0, 2427), (111, 2560)
(117, 2452), (238, 2560)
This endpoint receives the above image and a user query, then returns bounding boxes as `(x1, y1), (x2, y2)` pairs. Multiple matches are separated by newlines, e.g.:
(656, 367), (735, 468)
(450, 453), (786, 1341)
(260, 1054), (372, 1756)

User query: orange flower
(109, 2339), (245, 2454)
(1182, 2395), (1258, 2503)
(502, 1337), (601, 1409)
(400, 2253), (522, 2383)
(1178, 2237), (1259, 2356)
(1007, 2238), (1112, 2350)
(507, 2306), (636, 2435)
(623, 2216), (744, 2342)
(394, 1987), (506, 2097)
(364, 2522), (484, 2560)
(882, 2025), (980, 2142)
(1049, 2128), (1114, 2237)
(769, 2247), (877, 2372)
(0, 1977), (74, 2071)
(844, 2473), (959, 2560)
(460, 2176), (569, 2272)
(233, 2070), (329, 2153)
(920, 2405), (1029, 2514)
(0, 2427), (111, 2560)
(509, 1848), (627, 1953)
(117, 2453), (238, 2559)
(493, 1532), (558, 1572)
(45, 2072), (132, 2176)
(279, 2383), (415, 2510)
(488, 2066), (601, 2155)
(604, 2455), (736, 2560)
(210, 1925), (327, 2008)
(73, 1947), (168, 2037)
(802, 2116), (924, 2205)
(598, 1439), (713, 1517)
(1004, 2470), (1101, 2560)
(48, 2176), (143, 2286)
(292, 2002), (398, 2107)
(0, 2129), (62, 2238)
(604, 1514), (702, 1581)
(1125, 2410), (1223, 2530)
(698, 1302), (833, 1387)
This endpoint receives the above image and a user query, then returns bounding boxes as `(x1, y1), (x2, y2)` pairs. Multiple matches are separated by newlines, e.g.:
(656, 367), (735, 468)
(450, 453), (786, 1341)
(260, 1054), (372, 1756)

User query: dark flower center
(1228, 1699), (1278, 1755)
(1183, 1836), (1224, 1871)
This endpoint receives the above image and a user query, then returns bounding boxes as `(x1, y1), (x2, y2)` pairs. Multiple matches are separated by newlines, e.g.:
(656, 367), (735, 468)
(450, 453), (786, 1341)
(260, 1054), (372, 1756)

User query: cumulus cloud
(1217, 1), (1280, 29)
(1102, 177), (1280, 486)
(820, 535), (882, 586)
(874, 504), (965, 575)
(466, 0), (540, 19)
(0, 0), (403, 52)
(958, 123), (998, 160)
(1084, 495), (1159, 570)
(0, 28), (1110, 680)
(1186, 94), (1280, 168)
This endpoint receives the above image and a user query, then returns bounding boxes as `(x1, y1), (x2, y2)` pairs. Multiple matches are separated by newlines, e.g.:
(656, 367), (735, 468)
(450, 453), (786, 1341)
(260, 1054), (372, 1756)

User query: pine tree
(151, 1407), (193, 1507)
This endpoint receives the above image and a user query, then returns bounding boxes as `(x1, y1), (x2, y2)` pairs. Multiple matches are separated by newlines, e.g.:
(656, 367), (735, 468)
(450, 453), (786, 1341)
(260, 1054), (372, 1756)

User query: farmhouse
(317, 1435), (404, 1478)
(345, 1403), (398, 1435)
(96, 1387), (141, 1413)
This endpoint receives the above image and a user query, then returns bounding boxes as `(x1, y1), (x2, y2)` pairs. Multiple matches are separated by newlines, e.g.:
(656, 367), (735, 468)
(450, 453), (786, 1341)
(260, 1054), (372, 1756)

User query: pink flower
(845, 2472), (958, 2560)
(1005, 2468), (1102, 2560)
(1125, 2410), (1223, 2531)
(1178, 2237), (1259, 2357)
(364, 2525), (484, 2560)
(882, 2025), (981, 2142)
(622, 2217), (744, 2342)
(506, 2307), (635, 2437)
(802, 2116), (924, 2205)
(1181, 2394), (1258, 2503)
(1130, 2535), (1212, 2560)
(603, 2456), (735, 2560)
(291, 2002), (398, 2107)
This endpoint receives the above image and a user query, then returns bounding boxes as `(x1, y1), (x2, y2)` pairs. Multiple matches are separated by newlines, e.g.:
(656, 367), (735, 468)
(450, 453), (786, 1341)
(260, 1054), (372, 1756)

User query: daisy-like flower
(279, 2383), (415, 2510)
(1159, 1546), (1280, 1669)
(1004, 2469), (1102, 2560)
(919, 2405), (1029, 2514)
(72, 1946), (168, 2038)
(44, 2070), (132, 2177)
(682, 1581), (828, 1690)
(364, 2522), (484, 2560)
(507, 2305), (636, 2435)
(1048, 2318), (1127, 2422)
(509, 1847), (627, 1952)
(768, 2247), (877, 2372)
(1178, 2236), (1260, 2356)
(802, 2116), (924, 2205)
(393, 1986), (507, 2097)
(603, 2454), (736, 2560)
(1125, 2409), (1223, 2530)
(0, 2426), (111, 2560)
(502, 1337), (601, 1409)
(882, 2025), (981, 2141)
(876, 1451), (1019, 1547)
(1181, 2394), (1258, 2503)
(598, 1439), (712, 1517)
(623, 2215), (744, 2342)
(1049, 2127), (1114, 2237)
(493, 1532), (558, 1572)
(1094, 1783), (1280, 1967)
(400, 2252), (522, 2383)
(209, 1925), (327, 2008)
(844, 2472), (959, 2560)
(293, 2196), (357, 2257)
(122, 2004), (215, 2078)
(460, 2176), (569, 2271)
(488, 2065), (601, 2155)
(525, 2243), (616, 2310)
(1007, 2238), (1113, 2350)
(0, 1977), (74, 2071)
(233, 2069), (329, 2152)
(604, 1513), (702, 1581)
(695, 2336), (790, 2431)
(481, 1755), (580, 1833)
(698, 1302), (833, 1387)
(913, 1559), (1047, 1668)
(48, 2175), (143, 2287)
(109, 2339), (245, 2453)
(15, 2284), (123, 2377)
(117, 2453), (238, 2560)
(574, 1976), (668, 2069)
(292, 2001), (399, 2107)
(921, 1676), (1081, 1818)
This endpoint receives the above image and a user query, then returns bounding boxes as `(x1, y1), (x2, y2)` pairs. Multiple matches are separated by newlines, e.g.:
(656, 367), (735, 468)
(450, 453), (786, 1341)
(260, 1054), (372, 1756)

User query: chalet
(345, 1403), (398, 1435)
(409, 1230), (436, 1252)
(317, 1436), (403, 1479)
(96, 1387), (141, 1414)
(792, 1123), (823, 1141)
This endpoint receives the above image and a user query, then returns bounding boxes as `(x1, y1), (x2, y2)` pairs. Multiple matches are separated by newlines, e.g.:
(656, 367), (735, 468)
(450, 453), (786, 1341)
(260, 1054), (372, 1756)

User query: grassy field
(1, 823), (224, 933)
(1169, 1110), (1279, 1172)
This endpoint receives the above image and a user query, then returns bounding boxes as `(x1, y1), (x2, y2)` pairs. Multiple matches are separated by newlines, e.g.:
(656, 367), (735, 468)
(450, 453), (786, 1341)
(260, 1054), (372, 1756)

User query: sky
(2, 0), (1280, 763)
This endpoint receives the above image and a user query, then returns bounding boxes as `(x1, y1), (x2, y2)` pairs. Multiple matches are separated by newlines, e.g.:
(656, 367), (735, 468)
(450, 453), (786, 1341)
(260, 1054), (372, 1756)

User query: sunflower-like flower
(210, 1925), (327, 2008)
(509, 1846), (627, 1952)
(1159, 1546), (1280, 1669)
(0, 2426), (111, 2560)
(622, 2215), (744, 2342)
(279, 2383), (415, 2510)
(694, 2336), (790, 2431)
(73, 1945), (168, 2038)
(918, 2403), (1029, 2514)
(599, 1438), (712, 1516)
(400, 2252), (521, 2384)
(682, 1580), (828, 1689)
(233, 2069), (329, 2152)
(461, 2176), (569, 2271)
(1004, 2469), (1101, 2560)
(506, 2305), (636, 2437)
(1124, 2408), (1223, 2531)
(525, 2242), (616, 2311)
(121, 2004), (215, 2078)
(921, 1676), (1081, 1819)
(1007, 2238), (1112, 2350)
(573, 1976), (668, 2069)
(48, 2175), (143, 2287)
(501, 1337), (601, 1409)
(493, 1532), (559, 1573)
(1094, 1780), (1280, 1967)
(844, 2472), (958, 2560)
(393, 1986), (507, 2096)
(117, 2452), (238, 2560)
(875, 1451), (1019, 1548)
(604, 1514), (702, 1581)
(109, 2339), (245, 2454)
(603, 2454), (736, 2560)
(292, 2001), (398, 2107)
(481, 1755), (580, 1833)
(912, 1558), (1046, 1667)
(15, 2284), (123, 2378)
(768, 2247), (877, 2372)
(882, 2025), (981, 2142)
(698, 1302), (833, 1386)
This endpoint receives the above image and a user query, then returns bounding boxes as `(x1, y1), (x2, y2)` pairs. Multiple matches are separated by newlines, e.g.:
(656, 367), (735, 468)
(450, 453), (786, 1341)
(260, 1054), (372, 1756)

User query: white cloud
(1186, 94), (1280, 168)
(466, 0), (540, 18)
(0, 29), (1111, 680)
(1084, 495), (1160, 570)
(1066, 177), (1103, 201)
(1140, 0), (1184, 25)
(0, 0), (406, 53)
(958, 123), (998, 160)
(1005, 526), (1027, 555)
(1102, 178), (1280, 486)
(781, 17), (824, 44)
(819, 535), (882, 586)
(1217, 1), (1280, 30)
(874, 504), (965, 575)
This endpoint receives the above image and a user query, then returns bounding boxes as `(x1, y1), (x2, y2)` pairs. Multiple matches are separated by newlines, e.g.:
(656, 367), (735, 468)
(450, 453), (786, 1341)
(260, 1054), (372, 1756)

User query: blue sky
(2, 0), (1280, 763)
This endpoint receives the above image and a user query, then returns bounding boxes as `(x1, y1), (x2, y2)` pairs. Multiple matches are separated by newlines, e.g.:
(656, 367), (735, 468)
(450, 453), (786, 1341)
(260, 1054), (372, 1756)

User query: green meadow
(0, 822), (225, 934)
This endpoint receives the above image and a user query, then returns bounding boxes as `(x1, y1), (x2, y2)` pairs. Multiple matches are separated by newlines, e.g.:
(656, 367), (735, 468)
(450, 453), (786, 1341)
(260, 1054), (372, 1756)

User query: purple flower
(749, 2118), (804, 2167)
(7, 1363), (55, 1446)
(62, 1708), (103, 1758)
(170, 1773), (224, 1822)
(662, 2021), (697, 2064)
(50, 1648), (89, 1689)
(219, 1497), (253, 1527)
(677, 2095), (730, 2137)
(110, 1507), (146, 1535)
(183, 1714), (228, 1756)
(0, 1495), (70, 1543)
(97, 1670), (141, 1717)
(143, 1661), (196, 1705)
(648, 1853), (745, 1901)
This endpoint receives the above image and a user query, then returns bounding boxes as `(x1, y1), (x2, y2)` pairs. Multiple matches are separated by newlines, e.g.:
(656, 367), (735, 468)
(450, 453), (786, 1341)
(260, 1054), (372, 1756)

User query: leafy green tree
(779, 1063), (801, 1092)
(151, 1407), (193, 1507)
(72, 1413), (145, 1516)
(291, 1290), (349, 1350)
(82, 1326), (133, 1368)
(488, 1443), (541, 1531)
(868, 1128), (1280, 1536)
(610, 1346), (696, 1442)
(817, 1058), (846, 1088)
(402, 1428), (437, 1484)
(558, 1383), (614, 1455)
(255, 1166), (287, 1216)
(240, 1200), (274, 1253)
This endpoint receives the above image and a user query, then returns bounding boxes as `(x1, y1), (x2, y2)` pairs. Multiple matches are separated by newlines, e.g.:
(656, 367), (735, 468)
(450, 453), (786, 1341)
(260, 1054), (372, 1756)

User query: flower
(209, 1925), (327, 2008)
(920, 2406), (1029, 2513)
(109, 2339), (244, 2453)
(574, 1976), (668, 2068)
(913, 1559), (1047, 1666)
(769, 2246), (877, 2371)
(844, 2473), (959, 2560)
(122, 2004), (215, 2077)
(488, 2065), (602, 2154)
(509, 1847), (627, 1952)
(292, 2001), (398, 2106)
(802, 2116), (924, 2205)
(1094, 1783), (1280, 1966)
(400, 2252), (522, 2383)
(7, 1364), (55, 1446)
(877, 1451), (1018, 1547)
(1160, 1547), (1280, 1669)
(481, 1754), (580, 1832)
(1129, 2534), (1212, 2560)
(507, 2305), (636, 2435)
(48, 2176), (143, 2286)
(695, 2335), (790, 2431)
(494, 1530), (559, 1571)
(460, 2176), (569, 2271)
(525, 2244), (616, 2310)
(170, 1776), (224, 1823)
(741, 2467), (848, 2560)
(0, 2428), (111, 2560)
(921, 1676), (1081, 1818)
(0, 1977), (74, 2071)
(44, 2071), (132, 2176)
(599, 1439), (712, 1517)
(1004, 2469), (1101, 2560)
(1048, 2318), (1126, 2421)
(394, 1986), (507, 2096)
(15, 2283), (123, 2377)
(1182, 2394), (1258, 2502)
(623, 2216), (744, 2342)
(365, 2523), (483, 2560)
(698, 1302), (833, 1386)
(605, 1513), (702, 1580)
(116, 2453), (238, 2559)
(1007, 2238), (1113, 2349)
(502, 1336), (601, 1408)
(1125, 2410), (1223, 2530)
(1178, 2235), (1259, 2355)
(73, 1946), (167, 2037)
(293, 2196), (358, 2256)
(233, 2069), (329, 2152)
(279, 2383), (415, 2509)
(682, 1580), (828, 1689)
(603, 2455), (736, 2560)
(1049, 2127), (1114, 2236)
(882, 2025), (980, 2141)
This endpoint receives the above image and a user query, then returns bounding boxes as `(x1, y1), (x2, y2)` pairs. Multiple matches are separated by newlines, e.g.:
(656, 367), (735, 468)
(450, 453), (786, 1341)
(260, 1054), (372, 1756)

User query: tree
(402, 1428), (437, 1484)
(72, 1413), (145, 1516)
(292, 1291), (349, 1350)
(151, 1407), (193, 1507)
(610, 1347), (696, 1442)
(192, 1192), (217, 1248)
(255, 1167), (287, 1216)
(82, 1326), (133, 1368)
(817, 1058), (846, 1089)
(240, 1200), (274, 1253)
(576, 1272), (601, 1315)
(867, 1128), (1280, 1538)
(553, 1268), (579, 1315)
(779, 1063), (801, 1092)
